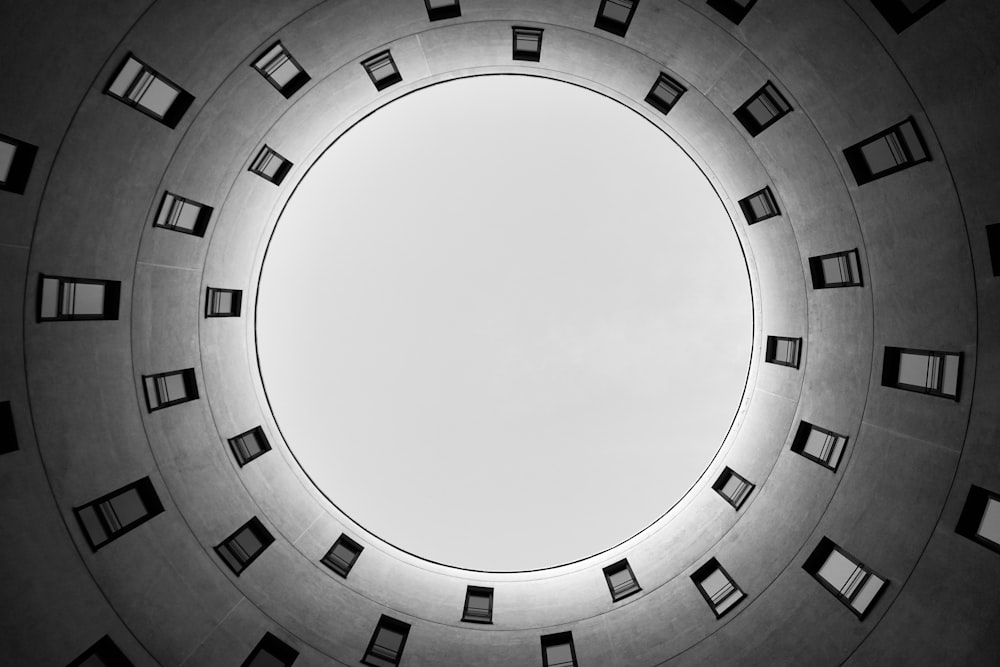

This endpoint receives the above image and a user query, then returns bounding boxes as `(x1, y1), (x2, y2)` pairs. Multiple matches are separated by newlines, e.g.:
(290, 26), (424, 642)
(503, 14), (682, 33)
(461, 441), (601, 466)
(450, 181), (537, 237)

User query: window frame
(706, 0), (759, 25)
(252, 41), (310, 99)
(0, 401), (16, 454)
(540, 631), (578, 667)
(738, 186), (780, 224)
(803, 537), (889, 620)
(228, 426), (271, 467)
(594, 0), (639, 37)
(881, 346), (962, 400)
(142, 368), (199, 412)
(361, 615), (411, 667)
(712, 467), (754, 510)
(602, 558), (642, 602)
(241, 632), (299, 667)
(843, 116), (930, 185)
(37, 274), (121, 322)
(424, 0), (462, 21)
(152, 191), (213, 237)
(73, 477), (164, 552)
(360, 50), (403, 91)
(734, 81), (792, 137)
(461, 585), (495, 623)
(809, 248), (863, 289)
(67, 635), (133, 667)
(644, 72), (686, 116)
(104, 53), (194, 129)
(955, 485), (1000, 554)
(790, 421), (848, 471)
(206, 287), (243, 318)
(691, 557), (745, 619)
(321, 533), (364, 578)
(215, 516), (275, 576)
(986, 224), (1000, 277)
(765, 335), (802, 368)
(512, 26), (544, 62)
(0, 132), (38, 195)
(870, 0), (947, 33)
(249, 145), (293, 185)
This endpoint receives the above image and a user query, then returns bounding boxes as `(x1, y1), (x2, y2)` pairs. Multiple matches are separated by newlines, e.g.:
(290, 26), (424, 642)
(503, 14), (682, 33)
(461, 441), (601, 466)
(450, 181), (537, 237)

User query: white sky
(257, 76), (751, 571)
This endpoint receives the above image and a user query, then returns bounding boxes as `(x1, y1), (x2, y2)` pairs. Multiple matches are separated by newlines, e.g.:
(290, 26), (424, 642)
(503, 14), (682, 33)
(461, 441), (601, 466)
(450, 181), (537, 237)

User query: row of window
(67, 631), (298, 667)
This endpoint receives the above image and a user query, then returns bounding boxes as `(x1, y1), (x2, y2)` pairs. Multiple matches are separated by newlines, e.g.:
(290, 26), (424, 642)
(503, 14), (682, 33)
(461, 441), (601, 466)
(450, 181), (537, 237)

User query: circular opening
(257, 76), (752, 571)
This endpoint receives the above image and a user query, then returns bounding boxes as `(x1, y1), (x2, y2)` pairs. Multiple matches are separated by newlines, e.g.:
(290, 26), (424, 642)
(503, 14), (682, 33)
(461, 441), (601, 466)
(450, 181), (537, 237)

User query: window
(321, 533), (364, 577)
(712, 467), (754, 509)
(603, 558), (641, 601)
(844, 117), (930, 185)
(462, 585), (494, 623)
(153, 191), (212, 237)
(790, 421), (848, 471)
(870, 0), (947, 33)
(67, 635), (133, 667)
(424, 0), (461, 21)
(0, 132), (38, 194)
(955, 485), (1000, 555)
(803, 537), (888, 619)
(691, 558), (745, 618)
(361, 615), (410, 667)
(143, 368), (198, 412)
(739, 186), (780, 224)
(1, 401), (17, 455)
(765, 335), (801, 368)
(512, 27), (544, 62)
(229, 426), (271, 466)
(734, 82), (792, 137)
(986, 224), (1000, 277)
(252, 42), (310, 98)
(706, 0), (759, 24)
(216, 516), (274, 576)
(645, 72), (686, 116)
(206, 287), (243, 318)
(361, 51), (402, 91)
(881, 346), (962, 399)
(104, 54), (194, 128)
(595, 0), (639, 37)
(809, 249), (863, 289)
(37, 274), (121, 322)
(249, 145), (292, 185)
(540, 631), (578, 667)
(241, 632), (299, 667)
(73, 477), (164, 551)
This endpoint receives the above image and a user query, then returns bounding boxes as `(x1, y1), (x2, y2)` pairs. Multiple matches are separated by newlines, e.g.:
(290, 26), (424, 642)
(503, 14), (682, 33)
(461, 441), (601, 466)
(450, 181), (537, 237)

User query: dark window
(790, 421), (848, 471)
(38, 274), (121, 322)
(424, 0), (461, 21)
(143, 368), (199, 412)
(691, 558), (745, 618)
(595, 0), (639, 37)
(803, 537), (888, 619)
(1, 401), (18, 455)
(645, 72), (686, 116)
(462, 585), (494, 623)
(809, 249), (863, 289)
(765, 335), (801, 368)
(67, 635), (133, 667)
(512, 27), (544, 62)
(362, 615), (410, 667)
(361, 51), (402, 91)
(986, 224), (1000, 277)
(881, 346), (961, 400)
(253, 42), (310, 98)
(241, 632), (299, 667)
(216, 516), (274, 576)
(206, 287), (243, 318)
(734, 82), (792, 137)
(540, 631), (578, 667)
(712, 467), (754, 509)
(229, 426), (271, 466)
(153, 191), (212, 237)
(870, 0), (946, 33)
(706, 0), (759, 24)
(739, 186), (780, 224)
(844, 117), (929, 185)
(322, 533), (364, 577)
(249, 145), (292, 185)
(956, 485), (1000, 555)
(73, 477), (164, 551)
(603, 558), (641, 601)
(0, 132), (38, 195)
(104, 54), (194, 128)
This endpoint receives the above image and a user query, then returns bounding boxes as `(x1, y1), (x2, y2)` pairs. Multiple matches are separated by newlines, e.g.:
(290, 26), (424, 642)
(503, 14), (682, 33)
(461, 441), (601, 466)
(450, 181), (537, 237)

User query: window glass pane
(897, 352), (930, 387)
(701, 568), (731, 598)
(162, 373), (188, 400)
(428, 0), (455, 7)
(269, 59), (300, 87)
(821, 256), (849, 283)
(941, 354), (960, 395)
(803, 429), (830, 459)
(107, 489), (149, 526)
(375, 627), (404, 652)
(851, 573), (884, 614)
(978, 498), (1000, 543)
(73, 283), (106, 315)
(174, 200), (201, 231)
(247, 653), (286, 667)
(745, 96), (778, 125)
(603, 1), (633, 22)
(40, 277), (60, 318)
(749, 194), (773, 218)
(156, 194), (178, 227)
(215, 291), (234, 313)
(721, 474), (743, 499)
(78, 506), (109, 544)
(860, 135), (904, 174)
(516, 35), (539, 51)
(139, 77), (179, 116)
(331, 541), (355, 563)
(897, 120), (927, 161)
(546, 643), (573, 666)
(234, 527), (265, 556)
(109, 57), (143, 97)
(260, 155), (280, 178)
(0, 140), (16, 181)
(256, 44), (284, 67)
(468, 593), (490, 611)
(608, 568), (632, 589)
(817, 549), (856, 590)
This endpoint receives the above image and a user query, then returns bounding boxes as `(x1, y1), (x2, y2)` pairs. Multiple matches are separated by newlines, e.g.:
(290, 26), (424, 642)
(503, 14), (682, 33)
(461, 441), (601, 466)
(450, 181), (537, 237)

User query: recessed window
(67, 635), (132, 667)
(462, 585), (494, 623)
(361, 51), (402, 91)
(712, 467), (754, 509)
(321, 533), (364, 578)
(809, 249), (863, 289)
(540, 631), (578, 667)
(153, 191), (212, 237)
(206, 287), (243, 318)
(739, 186), (780, 224)
(706, 0), (759, 24)
(844, 116), (930, 185)
(249, 145), (292, 185)
(803, 537), (888, 619)
(870, 0), (946, 33)
(362, 615), (410, 667)
(955, 485), (1000, 554)
(37, 274), (121, 322)
(424, 0), (461, 21)
(644, 72), (686, 116)
(0, 132), (38, 194)
(986, 224), (1000, 277)
(216, 516), (274, 576)
(104, 54), (194, 128)
(734, 81), (792, 137)
(143, 368), (198, 412)
(790, 421), (848, 471)
(765, 335), (801, 368)
(241, 632), (299, 667)
(595, 0), (639, 37)
(603, 558), (641, 601)
(691, 557), (745, 618)
(228, 426), (271, 466)
(881, 346), (962, 400)
(252, 42), (310, 98)
(73, 477), (164, 551)
(512, 27), (544, 62)
(1, 401), (17, 455)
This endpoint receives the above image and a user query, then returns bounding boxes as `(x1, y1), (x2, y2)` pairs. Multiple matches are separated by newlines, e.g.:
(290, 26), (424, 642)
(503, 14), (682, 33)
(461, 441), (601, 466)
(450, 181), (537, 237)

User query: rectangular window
(216, 516), (274, 576)
(512, 27), (544, 62)
(424, 0), (462, 21)
(870, 0), (947, 33)
(766, 335), (801, 368)
(803, 537), (888, 619)
(322, 533), (364, 577)
(595, 0), (639, 37)
(253, 42), (310, 98)
(739, 186), (780, 224)
(734, 81), (792, 137)
(74, 477), (164, 551)
(153, 191), (213, 237)
(844, 117), (930, 185)
(361, 51), (403, 91)
(645, 72), (686, 116)
(249, 145), (292, 185)
(712, 467), (754, 509)
(0, 132), (38, 194)
(603, 558), (641, 601)
(790, 421), (848, 471)
(229, 426), (271, 466)
(67, 635), (133, 667)
(362, 615), (410, 667)
(809, 249), (863, 289)
(105, 54), (194, 128)
(1, 401), (18, 455)
(706, 0), (759, 25)
(955, 485), (1000, 555)
(986, 224), (1000, 277)
(462, 585), (494, 623)
(881, 346), (961, 399)
(38, 274), (121, 322)
(691, 558), (745, 618)
(143, 368), (199, 412)
(206, 287), (243, 318)
(241, 632), (299, 667)
(540, 631), (578, 667)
